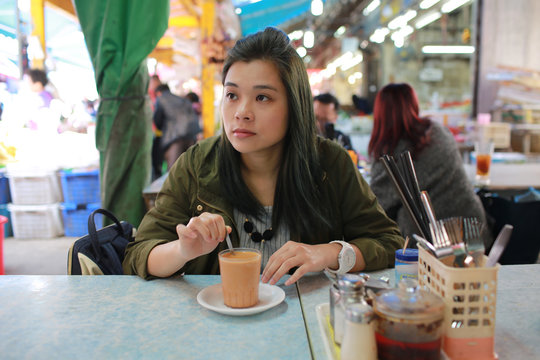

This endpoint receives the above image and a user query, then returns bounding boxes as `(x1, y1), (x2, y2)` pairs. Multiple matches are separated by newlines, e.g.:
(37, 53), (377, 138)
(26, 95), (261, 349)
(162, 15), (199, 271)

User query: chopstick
(380, 155), (429, 240)
(386, 154), (431, 239)
(401, 151), (429, 226)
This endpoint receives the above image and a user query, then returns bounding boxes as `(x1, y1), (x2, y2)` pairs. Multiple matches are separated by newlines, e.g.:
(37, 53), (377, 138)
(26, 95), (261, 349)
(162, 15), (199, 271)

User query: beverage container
(395, 248), (418, 282)
(341, 302), (377, 360)
(218, 248), (261, 308)
(373, 279), (445, 360)
(474, 140), (494, 186)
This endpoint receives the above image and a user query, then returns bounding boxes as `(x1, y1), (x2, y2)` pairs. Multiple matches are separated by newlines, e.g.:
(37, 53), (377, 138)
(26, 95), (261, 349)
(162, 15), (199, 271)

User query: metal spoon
(486, 224), (513, 267)
(225, 233), (234, 254)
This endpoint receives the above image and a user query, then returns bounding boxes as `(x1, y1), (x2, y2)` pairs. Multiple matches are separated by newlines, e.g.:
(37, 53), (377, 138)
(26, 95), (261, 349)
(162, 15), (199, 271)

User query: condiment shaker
(333, 273), (366, 345)
(341, 302), (377, 360)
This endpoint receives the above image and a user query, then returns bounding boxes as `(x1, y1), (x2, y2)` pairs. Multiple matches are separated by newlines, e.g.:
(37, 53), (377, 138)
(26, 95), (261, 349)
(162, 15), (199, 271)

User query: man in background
(313, 93), (354, 151)
(153, 84), (200, 170)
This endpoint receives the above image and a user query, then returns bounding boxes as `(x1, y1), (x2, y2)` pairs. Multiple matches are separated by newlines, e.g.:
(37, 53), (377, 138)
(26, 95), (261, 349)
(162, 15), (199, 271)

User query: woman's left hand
(261, 241), (341, 286)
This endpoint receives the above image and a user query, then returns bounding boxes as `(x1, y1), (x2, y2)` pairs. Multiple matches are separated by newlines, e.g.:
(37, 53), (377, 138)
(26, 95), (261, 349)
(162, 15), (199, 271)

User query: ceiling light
(311, 0), (323, 16)
(296, 46), (307, 57)
(334, 26), (346, 38)
(419, 0), (441, 9)
(341, 53), (363, 71)
(363, 0), (381, 16)
(388, 10), (416, 30)
(422, 45), (475, 54)
(391, 26), (413, 48)
(393, 38), (404, 48)
(369, 27), (390, 43)
(288, 30), (304, 41)
(441, 0), (471, 14)
(415, 11), (442, 29)
(303, 31), (314, 48)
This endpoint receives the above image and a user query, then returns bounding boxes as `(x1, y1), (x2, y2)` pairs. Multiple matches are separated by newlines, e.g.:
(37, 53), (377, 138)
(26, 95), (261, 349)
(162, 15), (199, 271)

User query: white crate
(476, 122), (511, 149)
(7, 203), (64, 238)
(7, 172), (62, 205)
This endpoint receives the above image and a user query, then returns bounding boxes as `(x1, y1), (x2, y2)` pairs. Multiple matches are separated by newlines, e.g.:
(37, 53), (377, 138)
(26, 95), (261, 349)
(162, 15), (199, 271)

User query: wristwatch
(326, 240), (356, 275)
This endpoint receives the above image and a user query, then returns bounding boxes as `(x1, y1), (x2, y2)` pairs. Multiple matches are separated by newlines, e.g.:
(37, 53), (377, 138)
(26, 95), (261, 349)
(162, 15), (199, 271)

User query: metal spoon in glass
(225, 233), (234, 254)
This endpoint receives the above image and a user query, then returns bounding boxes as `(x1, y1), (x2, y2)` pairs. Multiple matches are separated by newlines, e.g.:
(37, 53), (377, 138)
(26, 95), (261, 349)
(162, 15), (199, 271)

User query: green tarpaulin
(74, 0), (169, 226)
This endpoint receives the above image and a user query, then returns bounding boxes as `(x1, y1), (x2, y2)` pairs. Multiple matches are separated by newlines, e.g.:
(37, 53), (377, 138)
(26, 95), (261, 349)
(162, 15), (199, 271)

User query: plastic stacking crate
(59, 169), (100, 205)
(7, 171), (62, 205)
(418, 246), (499, 360)
(7, 203), (63, 239)
(0, 204), (12, 237)
(0, 172), (11, 204)
(61, 202), (101, 237)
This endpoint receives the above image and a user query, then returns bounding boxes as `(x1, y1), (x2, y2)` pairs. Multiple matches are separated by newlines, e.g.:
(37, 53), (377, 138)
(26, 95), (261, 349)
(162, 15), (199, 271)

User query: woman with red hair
(368, 83), (490, 246)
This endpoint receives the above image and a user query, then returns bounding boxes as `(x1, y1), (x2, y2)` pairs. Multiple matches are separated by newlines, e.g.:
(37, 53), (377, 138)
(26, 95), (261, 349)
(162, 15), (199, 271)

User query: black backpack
(68, 208), (135, 275)
(478, 190), (540, 264)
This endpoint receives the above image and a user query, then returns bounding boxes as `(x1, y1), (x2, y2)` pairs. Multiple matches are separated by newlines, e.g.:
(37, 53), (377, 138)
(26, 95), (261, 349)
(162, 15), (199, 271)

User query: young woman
(123, 28), (403, 285)
(368, 83), (489, 245)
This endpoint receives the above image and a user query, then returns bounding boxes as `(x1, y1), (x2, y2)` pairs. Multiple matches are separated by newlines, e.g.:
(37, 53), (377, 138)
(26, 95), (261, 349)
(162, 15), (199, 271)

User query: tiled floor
(2, 236), (76, 275)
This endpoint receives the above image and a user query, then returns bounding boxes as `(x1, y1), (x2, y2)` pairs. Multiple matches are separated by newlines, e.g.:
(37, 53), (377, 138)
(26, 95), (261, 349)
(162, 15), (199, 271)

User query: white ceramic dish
(197, 283), (285, 316)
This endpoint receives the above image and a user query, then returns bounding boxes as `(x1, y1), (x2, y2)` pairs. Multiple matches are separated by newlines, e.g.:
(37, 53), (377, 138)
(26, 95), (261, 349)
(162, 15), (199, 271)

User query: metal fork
(463, 218), (485, 267)
(441, 218), (469, 267)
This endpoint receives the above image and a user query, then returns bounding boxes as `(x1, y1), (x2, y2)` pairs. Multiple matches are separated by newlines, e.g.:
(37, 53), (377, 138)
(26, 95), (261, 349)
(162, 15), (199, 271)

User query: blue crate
(0, 204), (13, 238)
(0, 172), (10, 204)
(60, 169), (100, 204)
(61, 202), (102, 237)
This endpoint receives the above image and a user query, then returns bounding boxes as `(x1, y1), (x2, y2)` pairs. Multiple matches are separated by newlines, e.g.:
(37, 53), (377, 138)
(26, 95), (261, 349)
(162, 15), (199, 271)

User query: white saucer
(197, 283), (285, 316)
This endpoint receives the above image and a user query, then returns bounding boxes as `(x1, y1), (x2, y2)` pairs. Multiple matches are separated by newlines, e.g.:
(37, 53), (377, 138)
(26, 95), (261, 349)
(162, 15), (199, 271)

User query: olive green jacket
(123, 136), (404, 279)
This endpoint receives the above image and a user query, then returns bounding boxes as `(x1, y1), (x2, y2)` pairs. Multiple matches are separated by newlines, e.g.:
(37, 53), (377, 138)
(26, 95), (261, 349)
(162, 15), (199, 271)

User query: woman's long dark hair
(368, 83), (431, 159)
(218, 27), (331, 240)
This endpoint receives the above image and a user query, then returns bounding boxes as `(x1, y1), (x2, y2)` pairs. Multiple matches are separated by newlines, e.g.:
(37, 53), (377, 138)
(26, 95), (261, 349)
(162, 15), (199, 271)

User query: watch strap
(325, 240), (355, 275)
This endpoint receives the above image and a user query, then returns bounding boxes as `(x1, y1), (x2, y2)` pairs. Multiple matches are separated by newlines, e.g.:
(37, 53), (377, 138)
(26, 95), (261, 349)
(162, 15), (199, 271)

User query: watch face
(343, 248), (356, 268)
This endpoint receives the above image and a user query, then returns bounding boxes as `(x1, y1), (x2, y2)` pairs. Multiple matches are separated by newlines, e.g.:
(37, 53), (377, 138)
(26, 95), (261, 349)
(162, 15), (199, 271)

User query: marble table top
(0, 275), (310, 360)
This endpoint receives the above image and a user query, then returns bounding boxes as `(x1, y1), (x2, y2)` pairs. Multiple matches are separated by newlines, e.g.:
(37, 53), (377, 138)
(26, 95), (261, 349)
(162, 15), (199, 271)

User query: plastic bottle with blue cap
(395, 248), (419, 282)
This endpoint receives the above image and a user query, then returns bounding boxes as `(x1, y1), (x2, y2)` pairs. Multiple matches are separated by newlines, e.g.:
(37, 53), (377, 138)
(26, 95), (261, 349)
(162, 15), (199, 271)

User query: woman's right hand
(176, 212), (231, 262)
(147, 212), (231, 278)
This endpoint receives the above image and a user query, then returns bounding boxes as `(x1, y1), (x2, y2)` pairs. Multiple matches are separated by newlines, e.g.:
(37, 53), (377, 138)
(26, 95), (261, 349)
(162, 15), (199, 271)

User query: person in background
(123, 27), (403, 283)
(185, 91), (203, 141)
(26, 68), (53, 108)
(185, 91), (201, 115)
(153, 84), (199, 170)
(149, 75), (164, 180)
(148, 74), (161, 108)
(368, 83), (490, 247)
(22, 68), (59, 132)
(352, 94), (372, 115)
(313, 93), (354, 151)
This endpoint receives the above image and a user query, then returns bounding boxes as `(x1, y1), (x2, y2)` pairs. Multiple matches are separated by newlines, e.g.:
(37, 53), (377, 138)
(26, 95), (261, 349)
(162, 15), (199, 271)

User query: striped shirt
(234, 206), (290, 270)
